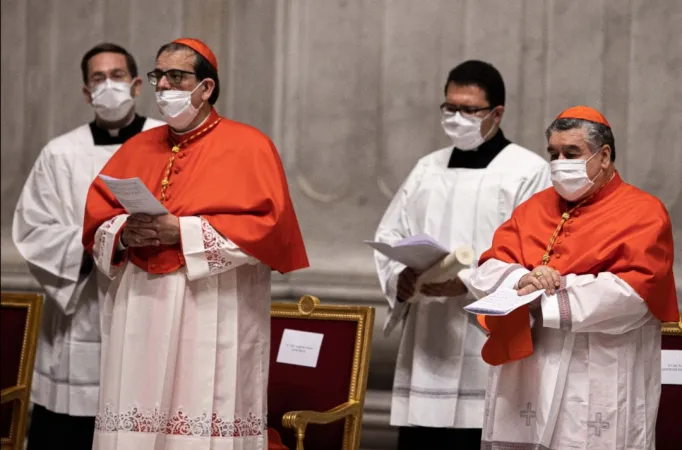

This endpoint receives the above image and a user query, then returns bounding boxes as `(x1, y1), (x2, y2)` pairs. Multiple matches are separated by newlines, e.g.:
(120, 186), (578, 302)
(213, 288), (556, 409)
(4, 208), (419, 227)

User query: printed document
(99, 175), (168, 216)
(464, 287), (542, 316)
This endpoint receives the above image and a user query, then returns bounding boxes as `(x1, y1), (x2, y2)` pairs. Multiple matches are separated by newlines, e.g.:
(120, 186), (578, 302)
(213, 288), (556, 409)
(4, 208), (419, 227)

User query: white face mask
(550, 150), (603, 201)
(90, 79), (134, 122)
(155, 81), (205, 130)
(441, 111), (494, 151)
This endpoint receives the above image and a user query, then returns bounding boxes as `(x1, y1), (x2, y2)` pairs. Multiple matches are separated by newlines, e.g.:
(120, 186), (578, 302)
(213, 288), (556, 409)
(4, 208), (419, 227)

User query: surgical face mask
(90, 79), (134, 122)
(155, 81), (205, 130)
(441, 111), (494, 151)
(550, 149), (603, 202)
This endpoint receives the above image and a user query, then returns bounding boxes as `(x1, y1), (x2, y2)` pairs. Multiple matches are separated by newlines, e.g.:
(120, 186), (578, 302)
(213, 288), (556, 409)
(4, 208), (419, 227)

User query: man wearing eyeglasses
(12, 43), (163, 450)
(373, 60), (551, 449)
(82, 38), (308, 450)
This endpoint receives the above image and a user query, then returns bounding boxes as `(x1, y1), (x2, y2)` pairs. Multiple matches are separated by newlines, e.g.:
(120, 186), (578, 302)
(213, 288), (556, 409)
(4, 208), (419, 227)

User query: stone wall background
(2, 1), (681, 448)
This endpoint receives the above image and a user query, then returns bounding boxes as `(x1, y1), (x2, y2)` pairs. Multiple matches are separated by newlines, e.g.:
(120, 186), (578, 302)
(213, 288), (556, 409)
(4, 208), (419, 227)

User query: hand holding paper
(397, 267), (420, 301)
(366, 234), (474, 303)
(410, 246), (474, 302)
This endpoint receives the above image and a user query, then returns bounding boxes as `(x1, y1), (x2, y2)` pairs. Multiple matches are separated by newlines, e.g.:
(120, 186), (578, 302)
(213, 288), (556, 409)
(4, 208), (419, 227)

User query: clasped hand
(517, 265), (561, 296)
(121, 214), (180, 248)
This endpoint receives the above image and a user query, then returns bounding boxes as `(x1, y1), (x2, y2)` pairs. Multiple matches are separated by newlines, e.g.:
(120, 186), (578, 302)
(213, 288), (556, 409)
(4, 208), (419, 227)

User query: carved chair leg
(296, 425), (306, 450)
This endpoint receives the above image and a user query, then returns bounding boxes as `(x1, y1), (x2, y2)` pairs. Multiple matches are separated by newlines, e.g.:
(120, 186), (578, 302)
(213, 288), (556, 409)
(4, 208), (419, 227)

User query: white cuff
(387, 262), (407, 304)
(541, 292), (561, 329)
(180, 216), (211, 281)
(180, 216), (256, 281)
(93, 214), (128, 279)
(117, 235), (127, 251)
(383, 299), (409, 337)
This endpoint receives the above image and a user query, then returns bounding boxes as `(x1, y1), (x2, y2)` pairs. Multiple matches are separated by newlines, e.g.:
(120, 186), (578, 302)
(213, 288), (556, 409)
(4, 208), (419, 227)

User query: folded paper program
(364, 234), (450, 271)
(463, 287), (541, 316)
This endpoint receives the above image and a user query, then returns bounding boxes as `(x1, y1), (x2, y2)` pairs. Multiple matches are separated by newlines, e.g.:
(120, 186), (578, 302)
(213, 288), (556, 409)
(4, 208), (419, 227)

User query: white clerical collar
(173, 113), (210, 136)
(104, 114), (136, 137)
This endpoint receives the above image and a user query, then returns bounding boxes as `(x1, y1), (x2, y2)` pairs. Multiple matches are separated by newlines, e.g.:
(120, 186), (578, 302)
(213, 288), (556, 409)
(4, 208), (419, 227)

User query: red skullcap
(172, 38), (218, 71)
(556, 105), (610, 128)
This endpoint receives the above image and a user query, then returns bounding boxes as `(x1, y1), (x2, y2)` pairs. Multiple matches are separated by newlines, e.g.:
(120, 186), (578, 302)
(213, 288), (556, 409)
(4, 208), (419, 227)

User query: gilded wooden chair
(656, 314), (682, 449)
(1, 292), (42, 450)
(269, 295), (374, 450)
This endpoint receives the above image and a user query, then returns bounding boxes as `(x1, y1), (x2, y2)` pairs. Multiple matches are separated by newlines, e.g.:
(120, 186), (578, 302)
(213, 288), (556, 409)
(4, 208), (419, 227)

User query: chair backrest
(1, 292), (43, 450)
(657, 315), (682, 449)
(268, 296), (374, 450)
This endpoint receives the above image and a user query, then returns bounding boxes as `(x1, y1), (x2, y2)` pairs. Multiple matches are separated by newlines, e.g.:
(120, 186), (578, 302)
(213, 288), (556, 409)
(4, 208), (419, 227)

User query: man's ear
(600, 145), (612, 167)
(82, 85), (93, 106)
(130, 77), (143, 98)
(201, 78), (215, 102)
(492, 105), (505, 125)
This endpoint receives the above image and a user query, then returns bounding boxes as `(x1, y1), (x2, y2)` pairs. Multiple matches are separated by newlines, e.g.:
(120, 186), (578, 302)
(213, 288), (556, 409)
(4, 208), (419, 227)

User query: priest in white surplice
(469, 106), (679, 449)
(374, 60), (551, 449)
(12, 43), (163, 450)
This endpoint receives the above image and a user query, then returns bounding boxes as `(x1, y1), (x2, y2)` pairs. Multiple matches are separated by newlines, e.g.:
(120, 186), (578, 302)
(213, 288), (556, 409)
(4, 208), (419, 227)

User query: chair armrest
(282, 400), (361, 429)
(1, 385), (26, 404)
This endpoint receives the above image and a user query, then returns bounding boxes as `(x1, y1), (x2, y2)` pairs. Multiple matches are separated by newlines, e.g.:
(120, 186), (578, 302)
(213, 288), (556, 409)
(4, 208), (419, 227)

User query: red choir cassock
(82, 105), (308, 275)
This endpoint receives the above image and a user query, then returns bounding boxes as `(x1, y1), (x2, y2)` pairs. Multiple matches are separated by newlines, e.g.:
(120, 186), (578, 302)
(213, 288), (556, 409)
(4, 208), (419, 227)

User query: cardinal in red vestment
(83, 38), (305, 450)
(467, 106), (678, 449)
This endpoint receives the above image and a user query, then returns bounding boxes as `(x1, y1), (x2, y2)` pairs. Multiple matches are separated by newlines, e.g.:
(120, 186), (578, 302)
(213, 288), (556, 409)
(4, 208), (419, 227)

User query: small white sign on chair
(276, 329), (324, 368)
(661, 350), (682, 385)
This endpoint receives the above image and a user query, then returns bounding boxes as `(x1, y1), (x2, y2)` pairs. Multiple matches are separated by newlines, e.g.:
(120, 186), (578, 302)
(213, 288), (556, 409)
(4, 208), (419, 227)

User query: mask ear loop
(479, 108), (497, 141)
(586, 146), (605, 183)
(190, 79), (207, 110)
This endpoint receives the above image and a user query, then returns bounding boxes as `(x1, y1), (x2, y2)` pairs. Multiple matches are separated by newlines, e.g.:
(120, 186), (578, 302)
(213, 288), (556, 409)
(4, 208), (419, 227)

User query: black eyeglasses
(147, 69), (196, 86)
(440, 102), (493, 116)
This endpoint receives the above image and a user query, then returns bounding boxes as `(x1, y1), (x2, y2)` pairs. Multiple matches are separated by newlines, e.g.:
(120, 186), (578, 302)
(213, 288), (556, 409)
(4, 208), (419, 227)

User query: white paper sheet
(364, 234), (450, 271)
(463, 287), (542, 316)
(661, 350), (682, 385)
(276, 329), (324, 368)
(99, 175), (168, 215)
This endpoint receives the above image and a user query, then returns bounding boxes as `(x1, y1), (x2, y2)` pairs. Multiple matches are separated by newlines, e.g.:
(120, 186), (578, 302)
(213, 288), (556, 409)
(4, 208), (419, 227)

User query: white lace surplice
(92, 215), (270, 450)
(11, 118), (163, 417)
(469, 259), (661, 450)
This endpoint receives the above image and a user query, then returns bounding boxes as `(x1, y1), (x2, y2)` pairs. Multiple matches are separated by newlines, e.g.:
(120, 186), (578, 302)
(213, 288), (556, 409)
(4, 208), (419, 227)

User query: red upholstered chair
(657, 315), (682, 450)
(1, 293), (42, 450)
(269, 296), (374, 450)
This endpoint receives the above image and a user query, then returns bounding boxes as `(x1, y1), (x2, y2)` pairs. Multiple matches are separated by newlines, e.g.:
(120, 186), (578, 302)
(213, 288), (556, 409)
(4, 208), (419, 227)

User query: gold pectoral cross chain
(541, 172), (615, 265)
(159, 117), (222, 203)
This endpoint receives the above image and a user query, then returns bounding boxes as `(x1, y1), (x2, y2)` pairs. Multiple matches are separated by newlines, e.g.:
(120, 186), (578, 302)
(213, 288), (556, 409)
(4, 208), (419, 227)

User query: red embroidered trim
(95, 404), (266, 438)
(201, 218), (233, 273)
(557, 276), (572, 330)
(94, 217), (117, 269)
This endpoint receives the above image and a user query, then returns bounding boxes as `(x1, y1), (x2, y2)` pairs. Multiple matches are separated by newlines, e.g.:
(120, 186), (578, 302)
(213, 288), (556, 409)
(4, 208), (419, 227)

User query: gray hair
(545, 118), (616, 162)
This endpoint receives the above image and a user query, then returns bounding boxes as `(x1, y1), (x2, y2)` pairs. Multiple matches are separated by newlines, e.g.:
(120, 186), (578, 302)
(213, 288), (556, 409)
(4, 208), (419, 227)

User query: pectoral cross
(520, 402), (536, 426)
(587, 413), (610, 437)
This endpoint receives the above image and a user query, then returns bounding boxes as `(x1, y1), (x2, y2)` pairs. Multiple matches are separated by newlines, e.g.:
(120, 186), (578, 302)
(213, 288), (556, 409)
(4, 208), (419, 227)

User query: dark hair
(81, 43), (138, 84)
(545, 118), (616, 162)
(444, 60), (506, 107)
(156, 43), (220, 105)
